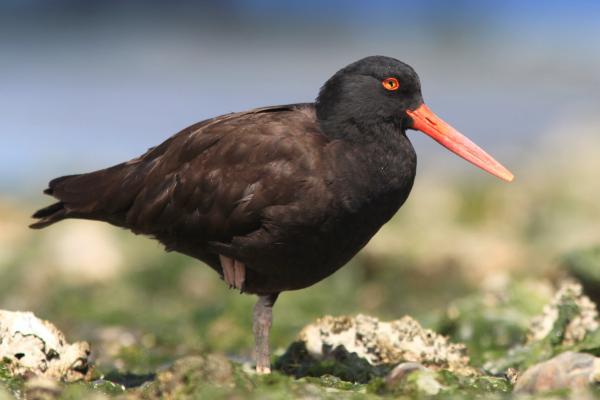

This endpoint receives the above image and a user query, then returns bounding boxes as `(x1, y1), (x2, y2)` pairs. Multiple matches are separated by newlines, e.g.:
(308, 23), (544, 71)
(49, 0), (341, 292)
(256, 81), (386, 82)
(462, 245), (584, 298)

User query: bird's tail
(30, 200), (68, 229)
(30, 161), (145, 229)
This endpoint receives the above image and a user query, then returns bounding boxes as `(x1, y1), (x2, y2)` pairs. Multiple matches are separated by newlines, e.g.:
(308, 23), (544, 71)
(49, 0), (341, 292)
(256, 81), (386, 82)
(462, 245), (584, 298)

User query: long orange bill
(407, 103), (514, 182)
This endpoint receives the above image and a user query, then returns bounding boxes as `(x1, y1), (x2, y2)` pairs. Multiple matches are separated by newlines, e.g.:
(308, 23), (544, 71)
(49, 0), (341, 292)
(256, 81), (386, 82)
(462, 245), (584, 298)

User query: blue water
(2, 1), (599, 192)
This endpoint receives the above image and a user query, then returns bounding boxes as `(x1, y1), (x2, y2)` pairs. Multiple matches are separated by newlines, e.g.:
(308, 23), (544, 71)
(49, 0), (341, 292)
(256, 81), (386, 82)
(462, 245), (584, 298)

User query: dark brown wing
(128, 103), (334, 240)
(31, 103), (335, 251)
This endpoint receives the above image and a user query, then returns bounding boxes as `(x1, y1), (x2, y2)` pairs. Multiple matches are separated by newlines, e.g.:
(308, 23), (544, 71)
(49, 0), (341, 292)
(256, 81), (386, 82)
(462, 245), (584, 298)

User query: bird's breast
(331, 134), (417, 221)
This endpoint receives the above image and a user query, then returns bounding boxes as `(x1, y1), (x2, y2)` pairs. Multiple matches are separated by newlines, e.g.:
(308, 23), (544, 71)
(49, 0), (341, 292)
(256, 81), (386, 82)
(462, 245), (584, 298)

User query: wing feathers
(31, 104), (332, 253)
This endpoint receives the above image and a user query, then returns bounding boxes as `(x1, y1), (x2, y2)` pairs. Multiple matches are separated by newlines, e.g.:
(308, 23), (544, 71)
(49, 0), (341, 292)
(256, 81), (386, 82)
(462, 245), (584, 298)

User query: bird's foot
(219, 255), (246, 292)
(256, 365), (271, 374)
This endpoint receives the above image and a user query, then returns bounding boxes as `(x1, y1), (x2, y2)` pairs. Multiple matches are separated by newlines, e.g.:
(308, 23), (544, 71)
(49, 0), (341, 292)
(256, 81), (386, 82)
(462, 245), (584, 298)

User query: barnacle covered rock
(299, 314), (473, 374)
(0, 310), (91, 382)
(276, 313), (475, 382)
(527, 282), (598, 346)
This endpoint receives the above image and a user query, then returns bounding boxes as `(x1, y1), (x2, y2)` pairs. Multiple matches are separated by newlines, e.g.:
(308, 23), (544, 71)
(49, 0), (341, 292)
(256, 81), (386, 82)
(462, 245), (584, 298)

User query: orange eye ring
(382, 77), (400, 91)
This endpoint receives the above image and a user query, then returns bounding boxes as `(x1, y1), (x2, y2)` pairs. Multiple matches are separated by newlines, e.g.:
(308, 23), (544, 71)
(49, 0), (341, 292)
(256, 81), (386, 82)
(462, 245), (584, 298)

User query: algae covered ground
(1, 132), (600, 398)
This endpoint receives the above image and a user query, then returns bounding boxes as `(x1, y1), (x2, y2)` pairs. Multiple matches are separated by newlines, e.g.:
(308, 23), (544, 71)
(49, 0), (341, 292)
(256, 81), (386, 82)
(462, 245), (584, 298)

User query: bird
(30, 56), (513, 374)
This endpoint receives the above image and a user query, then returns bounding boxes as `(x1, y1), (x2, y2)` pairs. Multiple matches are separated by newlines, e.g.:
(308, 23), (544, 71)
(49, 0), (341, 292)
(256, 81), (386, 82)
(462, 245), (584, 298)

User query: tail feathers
(30, 172), (87, 229)
(43, 174), (80, 196)
(30, 201), (67, 229)
(30, 161), (145, 230)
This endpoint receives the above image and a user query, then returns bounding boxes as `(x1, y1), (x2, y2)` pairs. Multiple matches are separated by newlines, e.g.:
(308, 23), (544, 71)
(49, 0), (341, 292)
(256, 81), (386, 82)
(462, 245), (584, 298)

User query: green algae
(563, 245), (600, 303)
(372, 369), (511, 399)
(438, 280), (551, 367)
(275, 341), (393, 384)
(3, 277), (600, 399)
(0, 280), (589, 399)
(3, 185), (600, 399)
(485, 285), (600, 377)
(0, 361), (23, 399)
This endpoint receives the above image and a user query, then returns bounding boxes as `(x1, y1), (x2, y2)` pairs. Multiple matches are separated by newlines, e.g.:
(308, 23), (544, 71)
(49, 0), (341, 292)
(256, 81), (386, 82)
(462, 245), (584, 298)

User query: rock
(514, 351), (600, 394)
(527, 282), (598, 346)
(0, 310), (91, 382)
(385, 362), (428, 387)
(298, 314), (475, 375)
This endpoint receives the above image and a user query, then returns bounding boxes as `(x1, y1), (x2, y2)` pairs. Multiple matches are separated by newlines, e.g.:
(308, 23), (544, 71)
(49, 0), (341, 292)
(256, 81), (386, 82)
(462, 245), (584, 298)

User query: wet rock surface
(0, 310), (91, 382)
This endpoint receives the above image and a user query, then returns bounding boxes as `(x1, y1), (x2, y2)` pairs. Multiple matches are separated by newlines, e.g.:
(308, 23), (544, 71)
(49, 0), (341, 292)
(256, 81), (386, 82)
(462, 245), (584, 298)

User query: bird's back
(32, 103), (325, 232)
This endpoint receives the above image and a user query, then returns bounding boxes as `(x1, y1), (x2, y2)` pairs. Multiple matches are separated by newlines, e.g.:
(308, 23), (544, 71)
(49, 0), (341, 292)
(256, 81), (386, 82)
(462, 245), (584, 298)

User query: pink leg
(253, 293), (278, 374)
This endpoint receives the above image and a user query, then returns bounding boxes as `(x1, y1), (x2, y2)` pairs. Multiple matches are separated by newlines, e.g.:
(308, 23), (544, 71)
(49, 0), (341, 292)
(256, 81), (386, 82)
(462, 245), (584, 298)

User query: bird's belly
(161, 189), (410, 295)
(240, 193), (408, 294)
(242, 229), (374, 294)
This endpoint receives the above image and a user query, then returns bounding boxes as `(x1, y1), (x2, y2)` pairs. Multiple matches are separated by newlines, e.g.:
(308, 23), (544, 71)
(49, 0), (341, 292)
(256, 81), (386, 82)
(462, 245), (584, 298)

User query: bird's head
(316, 56), (513, 182)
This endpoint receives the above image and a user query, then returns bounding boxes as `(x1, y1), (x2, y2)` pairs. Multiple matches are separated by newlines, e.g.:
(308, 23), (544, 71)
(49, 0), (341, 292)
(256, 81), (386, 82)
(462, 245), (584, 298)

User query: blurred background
(1, 0), (600, 376)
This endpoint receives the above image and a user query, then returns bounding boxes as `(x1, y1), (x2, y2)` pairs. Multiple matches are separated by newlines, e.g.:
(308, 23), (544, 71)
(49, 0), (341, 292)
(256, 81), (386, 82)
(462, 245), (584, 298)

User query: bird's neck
(324, 120), (417, 216)
(353, 126), (417, 195)
(317, 101), (403, 144)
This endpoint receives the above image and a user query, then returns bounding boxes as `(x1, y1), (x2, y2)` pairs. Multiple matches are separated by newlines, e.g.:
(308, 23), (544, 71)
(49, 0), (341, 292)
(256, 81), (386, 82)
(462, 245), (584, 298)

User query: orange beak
(407, 104), (514, 182)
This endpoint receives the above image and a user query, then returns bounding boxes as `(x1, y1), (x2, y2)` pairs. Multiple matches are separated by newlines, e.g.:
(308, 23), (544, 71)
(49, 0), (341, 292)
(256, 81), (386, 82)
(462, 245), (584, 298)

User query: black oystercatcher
(31, 56), (513, 373)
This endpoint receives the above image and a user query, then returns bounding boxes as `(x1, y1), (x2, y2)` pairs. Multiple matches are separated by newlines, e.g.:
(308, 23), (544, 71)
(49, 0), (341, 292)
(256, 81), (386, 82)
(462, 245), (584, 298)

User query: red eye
(382, 77), (399, 91)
